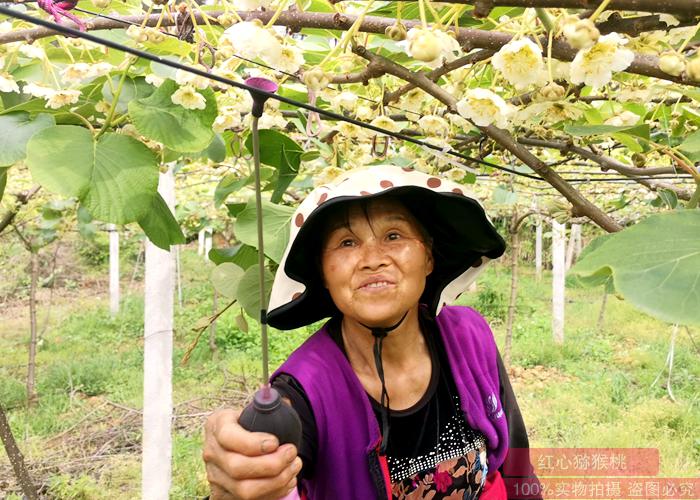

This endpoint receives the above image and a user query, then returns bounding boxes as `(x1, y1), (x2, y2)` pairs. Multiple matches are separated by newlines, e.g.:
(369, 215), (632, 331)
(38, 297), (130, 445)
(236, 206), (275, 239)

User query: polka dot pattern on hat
(266, 165), (501, 324)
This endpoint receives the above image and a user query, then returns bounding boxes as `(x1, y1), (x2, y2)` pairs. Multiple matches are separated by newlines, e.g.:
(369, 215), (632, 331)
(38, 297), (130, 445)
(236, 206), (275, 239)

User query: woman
(203, 166), (537, 500)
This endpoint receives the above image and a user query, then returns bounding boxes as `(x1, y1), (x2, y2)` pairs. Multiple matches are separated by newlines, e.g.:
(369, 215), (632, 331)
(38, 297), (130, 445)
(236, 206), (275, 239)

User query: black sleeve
(496, 350), (542, 500)
(271, 373), (318, 479)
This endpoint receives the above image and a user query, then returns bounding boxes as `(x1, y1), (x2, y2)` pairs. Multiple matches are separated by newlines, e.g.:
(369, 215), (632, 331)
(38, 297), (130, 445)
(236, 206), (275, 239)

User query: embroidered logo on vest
(486, 392), (504, 420)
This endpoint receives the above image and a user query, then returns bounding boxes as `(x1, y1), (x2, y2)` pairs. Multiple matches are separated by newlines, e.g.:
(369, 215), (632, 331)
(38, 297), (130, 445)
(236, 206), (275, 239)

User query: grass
(1, 244), (698, 498)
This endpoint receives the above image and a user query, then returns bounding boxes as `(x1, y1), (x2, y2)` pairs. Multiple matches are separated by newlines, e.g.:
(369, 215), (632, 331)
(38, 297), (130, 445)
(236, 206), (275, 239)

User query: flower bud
(658, 52), (685, 77)
(302, 67), (330, 92)
(217, 13), (237, 28)
(685, 57), (700, 81)
(335, 91), (357, 111)
(384, 22), (407, 42)
(409, 30), (441, 62)
(126, 25), (148, 43)
(631, 153), (645, 168)
(562, 18), (600, 50)
(538, 82), (566, 101)
(145, 27), (166, 44)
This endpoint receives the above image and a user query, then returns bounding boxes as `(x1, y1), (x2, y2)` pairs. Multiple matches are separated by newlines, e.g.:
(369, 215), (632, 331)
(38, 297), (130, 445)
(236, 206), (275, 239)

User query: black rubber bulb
(239, 385), (302, 448)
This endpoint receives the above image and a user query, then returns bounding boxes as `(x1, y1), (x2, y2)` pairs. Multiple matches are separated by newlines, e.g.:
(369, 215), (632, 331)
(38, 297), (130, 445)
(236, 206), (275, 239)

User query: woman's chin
(346, 306), (411, 329)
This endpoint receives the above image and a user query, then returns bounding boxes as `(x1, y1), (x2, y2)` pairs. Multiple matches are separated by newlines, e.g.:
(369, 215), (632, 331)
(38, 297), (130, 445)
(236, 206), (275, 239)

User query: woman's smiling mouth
(358, 280), (396, 291)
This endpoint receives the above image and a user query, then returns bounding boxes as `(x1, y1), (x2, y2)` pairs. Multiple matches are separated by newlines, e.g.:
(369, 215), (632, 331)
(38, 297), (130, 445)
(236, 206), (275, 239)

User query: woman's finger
(225, 445), (299, 480)
(205, 408), (280, 456)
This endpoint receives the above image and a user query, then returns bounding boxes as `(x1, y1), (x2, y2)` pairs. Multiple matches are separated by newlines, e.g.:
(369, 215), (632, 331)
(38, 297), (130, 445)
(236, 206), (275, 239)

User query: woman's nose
(358, 239), (391, 269)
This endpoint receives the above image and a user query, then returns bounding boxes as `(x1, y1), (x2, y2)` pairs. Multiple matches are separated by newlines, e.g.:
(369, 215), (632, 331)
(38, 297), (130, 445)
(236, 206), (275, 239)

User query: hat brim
(266, 186), (506, 330)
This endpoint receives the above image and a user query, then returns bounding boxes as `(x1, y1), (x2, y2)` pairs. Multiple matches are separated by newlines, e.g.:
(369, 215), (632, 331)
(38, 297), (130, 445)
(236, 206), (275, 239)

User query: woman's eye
(386, 232), (401, 241)
(339, 238), (355, 247)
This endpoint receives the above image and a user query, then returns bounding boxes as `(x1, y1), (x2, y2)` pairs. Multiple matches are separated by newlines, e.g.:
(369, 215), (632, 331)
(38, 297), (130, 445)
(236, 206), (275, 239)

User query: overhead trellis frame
(0, 4), (697, 232)
(0, 4), (546, 183)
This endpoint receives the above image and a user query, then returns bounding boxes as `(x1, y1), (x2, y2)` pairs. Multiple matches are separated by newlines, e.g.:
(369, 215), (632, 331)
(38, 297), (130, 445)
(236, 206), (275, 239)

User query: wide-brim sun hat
(266, 165), (506, 330)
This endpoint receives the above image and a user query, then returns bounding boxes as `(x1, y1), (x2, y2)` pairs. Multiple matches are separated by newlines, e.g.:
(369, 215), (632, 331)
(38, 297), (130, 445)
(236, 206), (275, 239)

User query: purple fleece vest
(271, 306), (508, 499)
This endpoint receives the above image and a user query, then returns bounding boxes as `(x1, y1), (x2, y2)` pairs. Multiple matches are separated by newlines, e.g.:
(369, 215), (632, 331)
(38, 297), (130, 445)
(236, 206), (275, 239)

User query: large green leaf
(128, 79), (217, 153)
(0, 167), (7, 203)
(210, 262), (245, 299)
(570, 211), (700, 326)
(234, 198), (294, 264)
(0, 112), (55, 166)
(208, 244), (258, 269)
(26, 125), (158, 223)
(236, 264), (274, 319)
(244, 129), (303, 203)
(137, 193), (186, 250)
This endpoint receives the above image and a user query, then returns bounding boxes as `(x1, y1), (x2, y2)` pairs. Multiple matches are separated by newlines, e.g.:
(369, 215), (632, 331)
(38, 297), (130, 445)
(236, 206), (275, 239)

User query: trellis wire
(0, 6), (694, 187)
(0, 6), (543, 180)
(68, 4), (425, 118)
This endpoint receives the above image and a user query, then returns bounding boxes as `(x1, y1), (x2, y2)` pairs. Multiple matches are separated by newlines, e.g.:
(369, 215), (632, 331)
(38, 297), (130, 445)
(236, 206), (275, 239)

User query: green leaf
(679, 130), (700, 154)
(244, 129), (303, 203)
(208, 244), (258, 269)
(128, 79), (217, 153)
(611, 132), (643, 153)
(137, 193), (186, 250)
(236, 264), (274, 319)
(650, 188), (678, 209)
(0, 167), (7, 203)
(234, 198), (294, 264)
(205, 133), (227, 163)
(77, 204), (97, 239)
(0, 112), (55, 166)
(226, 202), (248, 217)
(26, 125), (158, 223)
(210, 262), (245, 300)
(492, 185), (517, 205)
(570, 211), (700, 326)
(300, 150), (321, 162)
(77, 205), (93, 224)
(214, 173), (252, 207)
(102, 76), (153, 114)
(565, 124), (649, 139)
(235, 311), (249, 333)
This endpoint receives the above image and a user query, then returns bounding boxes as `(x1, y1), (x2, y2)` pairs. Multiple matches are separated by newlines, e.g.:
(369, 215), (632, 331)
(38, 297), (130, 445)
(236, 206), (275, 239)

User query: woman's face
(320, 198), (433, 327)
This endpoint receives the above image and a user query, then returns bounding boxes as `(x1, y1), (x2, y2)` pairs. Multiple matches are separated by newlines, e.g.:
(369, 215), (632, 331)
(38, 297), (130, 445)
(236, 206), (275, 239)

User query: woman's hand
(203, 408), (303, 500)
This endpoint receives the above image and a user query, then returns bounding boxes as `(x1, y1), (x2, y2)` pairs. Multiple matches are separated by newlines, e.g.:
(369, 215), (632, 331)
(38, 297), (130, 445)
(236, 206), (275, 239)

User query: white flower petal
(171, 85), (206, 110)
(492, 38), (545, 90)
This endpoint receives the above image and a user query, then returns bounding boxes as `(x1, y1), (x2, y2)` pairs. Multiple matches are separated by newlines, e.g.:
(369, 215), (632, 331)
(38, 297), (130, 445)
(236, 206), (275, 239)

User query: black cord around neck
(361, 310), (409, 454)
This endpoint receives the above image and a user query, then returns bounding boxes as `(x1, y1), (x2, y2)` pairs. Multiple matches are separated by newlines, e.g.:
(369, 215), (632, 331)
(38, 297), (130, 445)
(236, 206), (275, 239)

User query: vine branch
(0, 185), (41, 236)
(518, 137), (679, 177)
(383, 49), (495, 105)
(328, 0), (700, 16)
(0, 10), (698, 87)
(352, 44), (624, 232)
